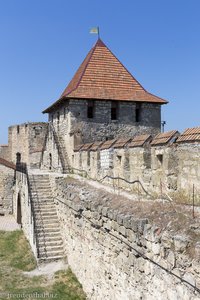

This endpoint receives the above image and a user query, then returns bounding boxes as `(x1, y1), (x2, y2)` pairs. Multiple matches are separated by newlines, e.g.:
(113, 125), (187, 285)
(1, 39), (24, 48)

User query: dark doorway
(49, 153), (52, 170)
(17, 193), (22, 225)
(16, 152), (21, 164)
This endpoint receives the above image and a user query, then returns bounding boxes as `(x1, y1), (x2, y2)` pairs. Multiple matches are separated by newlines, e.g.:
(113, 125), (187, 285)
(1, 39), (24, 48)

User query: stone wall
(8, 122), (48, 167)
(50, 176), (200, 299)
(44, 99), (161, 169)
(73, 141), (200, 204)
(0, 145), (10, 160)
(13, 170), (37, 257)
(0, 164), (15, 214)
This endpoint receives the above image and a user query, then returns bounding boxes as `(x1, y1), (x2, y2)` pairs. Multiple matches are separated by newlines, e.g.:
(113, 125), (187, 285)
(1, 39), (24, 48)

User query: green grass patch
(0, 230), (86, 300)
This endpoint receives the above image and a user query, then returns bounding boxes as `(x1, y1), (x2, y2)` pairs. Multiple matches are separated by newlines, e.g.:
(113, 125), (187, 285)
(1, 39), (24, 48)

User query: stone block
(174, 235), (190, 253)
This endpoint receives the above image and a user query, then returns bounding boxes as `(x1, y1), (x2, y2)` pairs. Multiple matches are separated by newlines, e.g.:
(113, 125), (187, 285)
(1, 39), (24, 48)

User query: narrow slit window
(57, 112), (60, 122)
(87, 101), (94, 119)
(135, 104), (142, 122)
(111, 101), (118, 120)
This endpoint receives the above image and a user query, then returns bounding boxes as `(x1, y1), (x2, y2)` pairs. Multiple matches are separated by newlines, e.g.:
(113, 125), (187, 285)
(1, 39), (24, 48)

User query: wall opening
(49, 153), (52, 170)
(16, 152), (21, 164)
(17, 193), (22, 225)
(135, 103), (142, 122)
(157, 154), (163, 165)
(111, 101), (118, 120)
(87, 100), (94, 119)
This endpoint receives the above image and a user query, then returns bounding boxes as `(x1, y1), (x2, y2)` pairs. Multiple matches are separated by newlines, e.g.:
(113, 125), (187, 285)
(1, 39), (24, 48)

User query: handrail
(69, 166), (152, 197)
(16, 163), (39, 258)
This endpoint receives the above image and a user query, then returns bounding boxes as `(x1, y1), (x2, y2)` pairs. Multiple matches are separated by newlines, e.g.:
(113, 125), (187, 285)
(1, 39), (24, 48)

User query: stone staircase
(28, 174), (64, 263)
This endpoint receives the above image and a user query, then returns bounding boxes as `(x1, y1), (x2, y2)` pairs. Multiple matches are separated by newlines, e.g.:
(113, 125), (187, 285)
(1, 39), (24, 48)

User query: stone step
(35, 214), (57, 220)
(37, 238), (63, 247)
(35, 219), (59, 226)
(32, 198), (54, 204)
(38, 249), (64, 258)
(33, 211), (58, 217)
(35, 222), (60, 230)
(38, 255), (64, 263)
(38, 244), (63, 253)
(34, 210), (56, 215)
(36, 227), (61, 234)
(32, 204), (55, 208)
(37, 231), (62, 239)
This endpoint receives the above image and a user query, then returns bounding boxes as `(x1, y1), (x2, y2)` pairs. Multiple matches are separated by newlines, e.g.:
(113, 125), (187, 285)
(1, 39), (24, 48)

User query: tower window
(17, 126), (20, 134)
(87, 101), (94, 119)
(57, 112), (60, 122)
(111, 101), (118, 120)
(135, 103), (142, 122)
(64, 108), (66, 119)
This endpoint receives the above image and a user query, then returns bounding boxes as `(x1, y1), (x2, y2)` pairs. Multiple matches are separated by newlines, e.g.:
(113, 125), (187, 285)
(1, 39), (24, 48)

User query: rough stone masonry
(49, 175), (200, 300)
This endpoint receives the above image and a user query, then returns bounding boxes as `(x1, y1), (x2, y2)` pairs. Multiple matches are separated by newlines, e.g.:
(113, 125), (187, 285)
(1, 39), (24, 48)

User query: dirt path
(0, 215), (21, 231)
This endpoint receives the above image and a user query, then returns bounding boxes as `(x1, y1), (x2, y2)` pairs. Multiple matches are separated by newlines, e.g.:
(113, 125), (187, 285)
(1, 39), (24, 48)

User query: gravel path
(24, 260), (68, 279)
(0, 215), (21, 231)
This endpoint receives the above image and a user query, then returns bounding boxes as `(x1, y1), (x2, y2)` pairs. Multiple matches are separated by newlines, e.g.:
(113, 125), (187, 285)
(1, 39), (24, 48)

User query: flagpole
(97, 27), (100, 39)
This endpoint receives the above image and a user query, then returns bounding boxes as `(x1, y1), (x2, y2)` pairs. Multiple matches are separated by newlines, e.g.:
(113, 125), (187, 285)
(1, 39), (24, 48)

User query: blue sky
(0, 0), (199, 143)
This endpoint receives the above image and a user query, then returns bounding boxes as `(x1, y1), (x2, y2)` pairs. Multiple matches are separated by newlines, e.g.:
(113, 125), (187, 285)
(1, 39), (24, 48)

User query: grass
(0, 231), (86, 300)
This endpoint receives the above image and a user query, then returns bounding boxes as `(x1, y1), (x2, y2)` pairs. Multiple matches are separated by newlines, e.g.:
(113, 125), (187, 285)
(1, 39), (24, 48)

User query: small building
(42, 39), (167, 171)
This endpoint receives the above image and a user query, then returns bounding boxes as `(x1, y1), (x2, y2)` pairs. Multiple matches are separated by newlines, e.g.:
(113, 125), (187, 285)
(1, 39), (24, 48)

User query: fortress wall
(41, 126), (63, 172)
(51, 176), (200, 300)
(0, 164), (15, 214)
(71, 141), (200, 203)
(13, 170), (37, 256)
(0, 145), (10, 161)
(9, 124), (29, 164)
(8, 123), (47, 167)
(68, 101), (161, 143)
(176, 143), (200, 193)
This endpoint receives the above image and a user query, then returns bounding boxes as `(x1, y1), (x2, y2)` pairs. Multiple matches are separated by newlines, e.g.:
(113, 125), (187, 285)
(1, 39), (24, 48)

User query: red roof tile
(129, 134), (152, 147)
(43, 39), (168, 113)
(90, 141), (104, 151)
(74, 144), (84, 152)
(100, 139), (117, 150)
(151, 130), (179, 146)
(0, 158), (16, 170)
(113, 138), (132, 148)
(80, 143), (94, 151)
(176, 127), (200, 143)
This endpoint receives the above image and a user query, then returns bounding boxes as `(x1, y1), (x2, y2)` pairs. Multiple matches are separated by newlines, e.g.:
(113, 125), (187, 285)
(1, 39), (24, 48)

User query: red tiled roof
(100, 139), (117, 150)
(74, 144), (84, 152)
(176, 127), (200, 143)
(90, 141), (104, 151)
(43, 39), (168, 113)
(129, 134), (152, 147)
(151, 130), (179, 146)
(113, 138), (132, 148)
(80, 143), (94, 151)
(0, 158), (16, 170)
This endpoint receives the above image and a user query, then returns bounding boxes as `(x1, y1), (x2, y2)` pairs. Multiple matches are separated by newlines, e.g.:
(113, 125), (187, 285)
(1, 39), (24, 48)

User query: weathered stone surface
(51, 177), (200, 299)
(174, 235), (190, 253)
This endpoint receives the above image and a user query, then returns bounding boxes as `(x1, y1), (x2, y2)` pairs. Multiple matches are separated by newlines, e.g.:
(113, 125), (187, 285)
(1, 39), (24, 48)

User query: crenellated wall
(71, 141), (200, 204)
(8, 122), (48, 167)
(49, 176), (200, 300)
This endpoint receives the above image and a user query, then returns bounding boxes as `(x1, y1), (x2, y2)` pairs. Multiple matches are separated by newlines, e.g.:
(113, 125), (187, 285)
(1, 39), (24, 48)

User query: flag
(90, 27), (99, 34)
